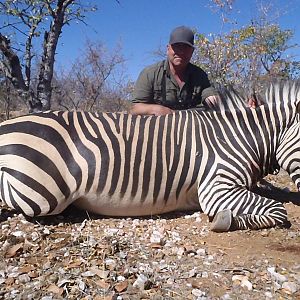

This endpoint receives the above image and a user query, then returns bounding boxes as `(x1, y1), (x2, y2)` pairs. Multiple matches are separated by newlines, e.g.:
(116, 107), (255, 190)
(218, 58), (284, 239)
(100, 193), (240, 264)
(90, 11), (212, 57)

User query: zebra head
(274, 80), (300, 191)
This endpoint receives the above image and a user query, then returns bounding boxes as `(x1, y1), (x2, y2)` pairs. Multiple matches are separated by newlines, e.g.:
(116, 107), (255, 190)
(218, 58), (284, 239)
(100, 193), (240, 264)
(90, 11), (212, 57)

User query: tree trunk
(35, 0), (74, 111)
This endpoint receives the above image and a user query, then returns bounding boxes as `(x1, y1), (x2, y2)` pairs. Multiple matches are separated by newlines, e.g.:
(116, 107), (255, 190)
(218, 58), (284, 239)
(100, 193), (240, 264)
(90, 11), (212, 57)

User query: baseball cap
(169, 26), (194, 47)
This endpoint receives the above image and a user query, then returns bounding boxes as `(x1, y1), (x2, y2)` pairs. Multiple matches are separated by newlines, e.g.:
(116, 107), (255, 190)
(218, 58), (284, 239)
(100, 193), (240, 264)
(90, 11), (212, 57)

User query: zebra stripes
(0, 80), (299, 232)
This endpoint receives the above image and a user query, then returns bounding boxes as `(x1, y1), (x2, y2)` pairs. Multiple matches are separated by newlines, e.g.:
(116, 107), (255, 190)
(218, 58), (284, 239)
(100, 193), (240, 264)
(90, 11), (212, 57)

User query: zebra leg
(209, 192), (290, 232)
(230, 208), (291, 231)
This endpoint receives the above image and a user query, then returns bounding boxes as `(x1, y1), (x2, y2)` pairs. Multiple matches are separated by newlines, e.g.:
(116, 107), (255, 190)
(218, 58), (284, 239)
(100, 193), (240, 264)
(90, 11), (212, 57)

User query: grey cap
(169, 26), (194, 47)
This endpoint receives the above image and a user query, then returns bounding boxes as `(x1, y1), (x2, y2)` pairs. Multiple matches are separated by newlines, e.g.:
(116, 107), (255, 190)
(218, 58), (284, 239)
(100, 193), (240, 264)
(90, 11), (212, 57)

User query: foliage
(52, 40), (132, 112)
(196, 0), (300, 91)
(193, 23), (299, 93)
(0, 0), (97, 112)
(208, 0), (234, 24)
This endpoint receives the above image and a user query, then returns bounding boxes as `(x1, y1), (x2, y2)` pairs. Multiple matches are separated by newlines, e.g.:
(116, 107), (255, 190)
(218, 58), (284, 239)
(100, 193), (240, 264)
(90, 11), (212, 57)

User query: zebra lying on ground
(0, 80), (299, 232)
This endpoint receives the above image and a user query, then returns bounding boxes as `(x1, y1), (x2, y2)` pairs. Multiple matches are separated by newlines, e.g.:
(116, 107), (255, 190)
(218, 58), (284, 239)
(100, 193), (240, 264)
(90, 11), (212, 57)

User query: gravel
(0, 171), (300, 299)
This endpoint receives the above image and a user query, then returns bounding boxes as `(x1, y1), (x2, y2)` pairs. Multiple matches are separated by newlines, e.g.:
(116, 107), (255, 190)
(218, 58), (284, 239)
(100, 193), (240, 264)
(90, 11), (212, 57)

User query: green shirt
(132, 60), (218, 109)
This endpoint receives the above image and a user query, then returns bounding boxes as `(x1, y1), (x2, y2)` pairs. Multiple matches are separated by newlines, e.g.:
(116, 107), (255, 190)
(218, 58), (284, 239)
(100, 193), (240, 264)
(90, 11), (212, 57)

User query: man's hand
(204, 95), (222, 108)
(248, 94), (263, 108)
(130, 103), (174, 116)
(150, 105), (174, 116)
(248, 97), (257, 108)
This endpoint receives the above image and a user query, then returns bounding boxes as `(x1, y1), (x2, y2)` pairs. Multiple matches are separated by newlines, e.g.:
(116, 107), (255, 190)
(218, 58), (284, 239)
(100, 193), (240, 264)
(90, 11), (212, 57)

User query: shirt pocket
(192, 87), (202, 99)
(165, 88), (178, 104)
(153, 88), (163, 103)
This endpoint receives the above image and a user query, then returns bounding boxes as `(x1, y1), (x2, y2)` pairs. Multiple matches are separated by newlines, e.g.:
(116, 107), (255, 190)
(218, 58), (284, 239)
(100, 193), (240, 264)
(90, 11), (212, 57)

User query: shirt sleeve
(201, 86), (220, 100)
(191, 66), (220, 102)
(132, 67), (154, 104)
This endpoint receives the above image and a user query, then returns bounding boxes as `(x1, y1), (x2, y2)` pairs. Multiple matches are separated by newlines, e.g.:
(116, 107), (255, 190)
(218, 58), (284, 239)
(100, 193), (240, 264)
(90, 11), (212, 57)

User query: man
(130, 26), (220, 116)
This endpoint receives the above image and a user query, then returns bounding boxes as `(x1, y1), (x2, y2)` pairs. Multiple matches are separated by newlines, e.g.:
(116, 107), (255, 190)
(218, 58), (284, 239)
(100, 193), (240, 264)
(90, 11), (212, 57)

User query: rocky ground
(0, 170), (300, 300)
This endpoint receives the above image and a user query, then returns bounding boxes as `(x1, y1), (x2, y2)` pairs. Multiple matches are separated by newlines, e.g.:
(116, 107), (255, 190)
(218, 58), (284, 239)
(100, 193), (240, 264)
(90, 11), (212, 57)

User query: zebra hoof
(210, 210), (233, 232)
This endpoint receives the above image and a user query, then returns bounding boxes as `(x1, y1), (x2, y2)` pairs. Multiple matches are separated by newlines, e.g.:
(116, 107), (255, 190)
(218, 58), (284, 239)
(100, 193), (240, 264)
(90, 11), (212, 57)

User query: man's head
(167, 26), (195, 70)
(169, 26), (194, 47)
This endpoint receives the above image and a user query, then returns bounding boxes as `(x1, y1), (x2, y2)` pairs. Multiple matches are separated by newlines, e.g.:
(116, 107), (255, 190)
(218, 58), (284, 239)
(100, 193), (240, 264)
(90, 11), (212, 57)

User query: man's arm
(131, 63), (173, 115)
(130, 103), (174, 116)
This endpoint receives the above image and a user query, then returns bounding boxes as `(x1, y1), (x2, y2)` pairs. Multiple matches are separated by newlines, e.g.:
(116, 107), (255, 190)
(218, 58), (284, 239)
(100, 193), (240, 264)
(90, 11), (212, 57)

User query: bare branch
(0, 33), (26, 91)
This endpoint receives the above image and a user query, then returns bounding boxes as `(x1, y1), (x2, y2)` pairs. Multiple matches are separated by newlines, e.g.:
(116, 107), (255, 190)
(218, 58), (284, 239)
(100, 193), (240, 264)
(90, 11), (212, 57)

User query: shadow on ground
(1, 182), (299, 225)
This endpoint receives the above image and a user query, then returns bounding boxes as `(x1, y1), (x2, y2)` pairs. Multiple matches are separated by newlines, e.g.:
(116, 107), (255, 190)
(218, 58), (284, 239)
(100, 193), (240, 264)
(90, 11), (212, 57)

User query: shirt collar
(164, 59), (193, 78)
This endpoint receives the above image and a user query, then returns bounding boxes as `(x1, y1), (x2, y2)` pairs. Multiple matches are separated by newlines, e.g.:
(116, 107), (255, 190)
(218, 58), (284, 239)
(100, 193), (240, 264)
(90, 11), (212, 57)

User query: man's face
(167, 43), (194, 68)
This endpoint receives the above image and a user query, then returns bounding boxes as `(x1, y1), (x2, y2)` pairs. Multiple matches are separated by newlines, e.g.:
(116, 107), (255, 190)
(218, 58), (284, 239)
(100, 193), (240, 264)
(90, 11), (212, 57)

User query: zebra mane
(214, 79), (300, 112)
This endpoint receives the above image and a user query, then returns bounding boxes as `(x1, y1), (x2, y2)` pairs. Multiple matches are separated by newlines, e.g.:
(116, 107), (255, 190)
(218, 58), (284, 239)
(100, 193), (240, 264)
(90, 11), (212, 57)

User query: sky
(4, 0), (300, 82)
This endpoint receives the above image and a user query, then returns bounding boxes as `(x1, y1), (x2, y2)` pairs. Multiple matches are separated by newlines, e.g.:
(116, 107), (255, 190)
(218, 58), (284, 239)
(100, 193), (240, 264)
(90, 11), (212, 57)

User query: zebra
(0, 80), (299, 232)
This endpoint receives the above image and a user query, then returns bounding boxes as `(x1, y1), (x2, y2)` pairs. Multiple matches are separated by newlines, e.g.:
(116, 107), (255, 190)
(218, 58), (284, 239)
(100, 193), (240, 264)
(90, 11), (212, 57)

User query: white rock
(117, 275), (126, 281)
(282, 281), (299, 294)
(232, 275), (252, 291)
(2, 240), (11, 252)
(293, 273), (300, 283)
(104, 228), (119, 236)
(191, 212), (201, 218)
(0, 270), (5, 278)
(43, 262), (51, 270)
(7, 267), (20, 278)
(221, 293), (232, 300)
(207, 255), (214, 261)
(171, 231), (181, 242)
(196, 248), (207, 256)
(81, 271), (95, 277)
(241, 278), (252, 291)
(184, 214), (192, 219)
(195, 217), (202, 222)
(201, 271), (209, 278)
(105, 259), (117, 270)
(119, 251), (127, 259)
(77, 279), (86, 291)
(267, 267), (288, 283)
(177, 247), (185, 257)
(158, 260), (168, 271)
(188, 268), (197, 278)
(18, 274), (31, 283)
(31, 232), (40, 241)
(274, 281), (281, 291)
(166, 277), (174, 284)
(265, 291), (273, 298)
(132, 219), (140, 226)
(57, 279), (73, 287)
(213, 272), (222, 278)
(133, 273), (148, 290)
(12, 230), (26, 237)
(192, 288), (206, 297)
(150, 230), (164, 244)
(79, 219), (87, 231)
(43, 228), (50, 235)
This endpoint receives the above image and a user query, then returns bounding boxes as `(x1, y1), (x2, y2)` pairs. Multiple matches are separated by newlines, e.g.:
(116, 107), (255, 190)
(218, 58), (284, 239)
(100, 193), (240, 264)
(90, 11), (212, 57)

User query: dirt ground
(0, 170), (300, 300)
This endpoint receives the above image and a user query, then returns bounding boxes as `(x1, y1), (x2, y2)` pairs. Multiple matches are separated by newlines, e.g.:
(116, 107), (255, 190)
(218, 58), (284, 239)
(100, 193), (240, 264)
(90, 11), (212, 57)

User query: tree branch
(0, 33), (27, 91)
(36, 0), (75, 110)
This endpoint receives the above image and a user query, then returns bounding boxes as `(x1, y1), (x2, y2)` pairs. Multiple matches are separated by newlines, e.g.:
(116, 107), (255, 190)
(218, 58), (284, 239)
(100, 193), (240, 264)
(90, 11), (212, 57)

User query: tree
(0, 0), (97, 112)
(52, 40), (132, 112)
(193, 1), (300, 91)
(194, 23), (299, 87)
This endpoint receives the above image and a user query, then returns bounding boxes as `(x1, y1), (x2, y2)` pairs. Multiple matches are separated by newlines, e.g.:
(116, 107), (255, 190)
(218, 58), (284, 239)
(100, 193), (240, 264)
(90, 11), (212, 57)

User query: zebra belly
(73, 188), (200, 217)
